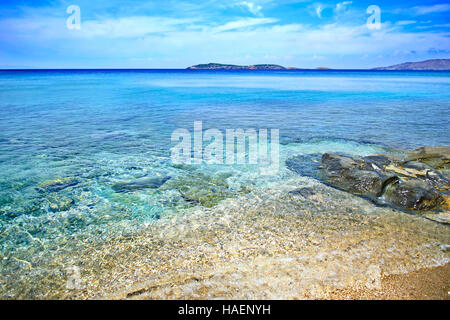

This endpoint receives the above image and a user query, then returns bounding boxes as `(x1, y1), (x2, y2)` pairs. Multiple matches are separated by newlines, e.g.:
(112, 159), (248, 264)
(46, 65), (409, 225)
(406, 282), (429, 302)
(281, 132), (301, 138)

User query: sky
(0, 0), (449, 69)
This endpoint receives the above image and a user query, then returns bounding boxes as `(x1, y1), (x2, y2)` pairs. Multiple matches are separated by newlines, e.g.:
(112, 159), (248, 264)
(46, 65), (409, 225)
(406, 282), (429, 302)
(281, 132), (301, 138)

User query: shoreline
(112, 259), (450, 301)
(327, 263), (450, 300)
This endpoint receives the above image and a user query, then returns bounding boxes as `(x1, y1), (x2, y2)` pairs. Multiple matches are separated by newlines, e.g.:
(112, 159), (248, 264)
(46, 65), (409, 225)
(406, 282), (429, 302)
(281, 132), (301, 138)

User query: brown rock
(406, 146), (450, 170)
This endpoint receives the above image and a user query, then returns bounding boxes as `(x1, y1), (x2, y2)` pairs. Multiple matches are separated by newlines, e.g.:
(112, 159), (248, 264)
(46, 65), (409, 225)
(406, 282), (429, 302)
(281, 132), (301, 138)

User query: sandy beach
(91, 176), (449, 301)
(328, 263), (450, 300)
(119, 264), (450, 300)
(114, 261), (450, 300)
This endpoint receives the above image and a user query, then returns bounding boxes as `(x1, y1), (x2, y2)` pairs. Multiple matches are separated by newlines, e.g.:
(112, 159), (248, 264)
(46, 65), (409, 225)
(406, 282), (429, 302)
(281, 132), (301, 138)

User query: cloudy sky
(0, 0), (449, 68)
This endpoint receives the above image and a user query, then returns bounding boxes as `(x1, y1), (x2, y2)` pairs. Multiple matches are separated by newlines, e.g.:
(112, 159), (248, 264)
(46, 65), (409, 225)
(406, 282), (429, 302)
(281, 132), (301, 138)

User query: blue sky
(0, 0), (449, 68)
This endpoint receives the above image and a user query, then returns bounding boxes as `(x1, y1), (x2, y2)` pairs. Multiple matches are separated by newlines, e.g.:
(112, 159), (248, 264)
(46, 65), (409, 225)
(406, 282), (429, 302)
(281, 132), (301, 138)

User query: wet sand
(116, 257), (450, 300)
(118, 264), (450, 300)
(114, 256), (450, 301)
(328, 263), (450, 300)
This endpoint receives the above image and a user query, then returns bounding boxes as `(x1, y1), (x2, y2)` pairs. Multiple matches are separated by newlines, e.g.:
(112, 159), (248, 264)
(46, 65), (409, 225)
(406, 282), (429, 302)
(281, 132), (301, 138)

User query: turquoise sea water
(0, 70), (449, 298)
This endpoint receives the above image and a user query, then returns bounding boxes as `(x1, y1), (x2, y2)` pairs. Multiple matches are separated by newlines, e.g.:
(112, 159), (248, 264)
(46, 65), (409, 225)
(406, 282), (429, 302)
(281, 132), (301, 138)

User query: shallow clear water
(0, 70), (449, 298)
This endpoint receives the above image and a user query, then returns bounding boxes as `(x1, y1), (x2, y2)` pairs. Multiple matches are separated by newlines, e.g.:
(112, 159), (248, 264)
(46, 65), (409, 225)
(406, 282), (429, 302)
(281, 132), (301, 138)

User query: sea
(0, 69), (449, 298)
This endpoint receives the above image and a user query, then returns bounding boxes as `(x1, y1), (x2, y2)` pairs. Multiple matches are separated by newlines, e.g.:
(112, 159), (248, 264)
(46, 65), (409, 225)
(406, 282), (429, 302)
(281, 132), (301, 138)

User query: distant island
(373, 59), (450, 71)
(187, 59), (450, 71)
(187, 63), (287, 70)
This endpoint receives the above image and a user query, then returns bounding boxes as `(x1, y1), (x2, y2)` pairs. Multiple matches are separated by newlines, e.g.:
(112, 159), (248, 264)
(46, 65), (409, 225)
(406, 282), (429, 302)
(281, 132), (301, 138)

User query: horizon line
(1, 68), (450, 72)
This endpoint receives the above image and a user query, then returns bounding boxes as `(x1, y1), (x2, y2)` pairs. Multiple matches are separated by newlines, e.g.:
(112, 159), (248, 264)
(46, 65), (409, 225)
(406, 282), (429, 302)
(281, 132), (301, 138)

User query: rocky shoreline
(287, 146), (450, 223)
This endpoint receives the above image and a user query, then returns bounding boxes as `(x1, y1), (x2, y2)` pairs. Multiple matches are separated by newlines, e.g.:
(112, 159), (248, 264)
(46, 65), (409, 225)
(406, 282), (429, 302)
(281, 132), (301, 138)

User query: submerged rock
(362, 154), (394, 170)
(37, 177), (79, 192)
(285, 154), (324, 177)
(46, 193), (75, 212)
(382, 179), (445, 211)
(321, 153), (363, 173)
(112, 176), (171, 193)
(332, 169), (396, 200)
(386, 161), (449, 190)
(406, 146), (450, 170)
(287, 148), (449, 216)
(320, 153), (397, 200)
(1, 199), (44, 218)
(289, 187), (316, 198)
(164, 172), (249, 208)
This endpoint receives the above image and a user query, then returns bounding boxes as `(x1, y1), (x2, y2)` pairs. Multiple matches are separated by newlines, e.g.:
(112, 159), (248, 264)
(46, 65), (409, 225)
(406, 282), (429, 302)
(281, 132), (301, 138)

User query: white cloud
(81, 16), (196, 38)
(213, 17), (277, 32)
(396, 20), (417, 26)
(416, 23), (450, 29)
(336, 1), (352, 12)
(239, 1), (263, 16)
(414, 4), (450, 15)
(0, 16), (197, 39)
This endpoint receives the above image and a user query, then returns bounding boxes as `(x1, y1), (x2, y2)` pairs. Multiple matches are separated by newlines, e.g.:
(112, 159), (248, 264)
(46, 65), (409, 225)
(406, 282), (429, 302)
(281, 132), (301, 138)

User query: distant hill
(187, 63), (286, 70)
(374, 59), (450, 71)
(187, 59), (450, 71)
